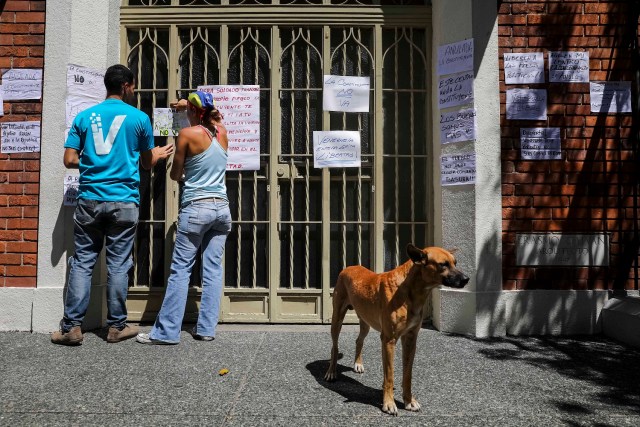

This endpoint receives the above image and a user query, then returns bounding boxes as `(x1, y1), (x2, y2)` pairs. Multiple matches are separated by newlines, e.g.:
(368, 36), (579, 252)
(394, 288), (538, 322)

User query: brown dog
(324, 244), (469, 415)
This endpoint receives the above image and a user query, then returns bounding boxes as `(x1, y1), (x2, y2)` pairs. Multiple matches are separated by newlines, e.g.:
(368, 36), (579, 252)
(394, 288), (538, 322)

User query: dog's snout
(442, 271), (469, 288)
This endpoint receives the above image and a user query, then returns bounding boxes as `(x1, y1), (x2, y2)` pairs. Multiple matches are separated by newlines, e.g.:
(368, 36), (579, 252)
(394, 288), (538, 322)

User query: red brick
(23, 254), (36, 265)
(0, 230), (23, 240)
(29, 46), (44, 56)
(13, 35), (44, 45)
(0, 207), (22, 218)
(7, 195), (38, 205)
(6, 218), (37, 229)
(23, 206), (38, 217)
(0, 184), (24, 194)
(7, 172), (39, 183)
(4, 277), (36, 287)
(14, 12), (45, 23)
(0, 253), (22, 265)
(28, 23), (45, 34)
(0, 23), (31, 34)
(4, 1), (31, 11)
(30, 1), (46, 12)
(5, 241), (37, 253)
(12, 57), (44, 68)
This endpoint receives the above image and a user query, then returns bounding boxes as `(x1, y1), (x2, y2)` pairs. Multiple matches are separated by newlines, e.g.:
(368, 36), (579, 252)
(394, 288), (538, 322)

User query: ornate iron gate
(121, 0), (432, 323)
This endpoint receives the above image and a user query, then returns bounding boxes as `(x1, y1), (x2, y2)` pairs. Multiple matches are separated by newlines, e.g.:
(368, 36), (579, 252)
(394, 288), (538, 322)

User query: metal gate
(121, 0), (432, 323)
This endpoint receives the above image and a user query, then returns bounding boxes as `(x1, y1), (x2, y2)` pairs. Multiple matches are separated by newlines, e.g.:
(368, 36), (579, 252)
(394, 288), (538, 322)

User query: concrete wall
(0, 0), (121, 332)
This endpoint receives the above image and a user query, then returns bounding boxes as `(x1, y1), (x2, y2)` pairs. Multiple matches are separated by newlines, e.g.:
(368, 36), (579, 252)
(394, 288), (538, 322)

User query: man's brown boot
(51, 326), (84, 346)
(107, 324), (139, 343)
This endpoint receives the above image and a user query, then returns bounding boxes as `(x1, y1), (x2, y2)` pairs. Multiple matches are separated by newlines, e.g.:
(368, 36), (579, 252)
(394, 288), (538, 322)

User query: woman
(137, 91), (231, 344)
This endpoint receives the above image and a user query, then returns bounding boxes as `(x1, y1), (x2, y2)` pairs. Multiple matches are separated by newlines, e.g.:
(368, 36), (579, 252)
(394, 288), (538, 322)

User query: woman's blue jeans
(61, 199), (138, 332)
(150, 199), (232, 343)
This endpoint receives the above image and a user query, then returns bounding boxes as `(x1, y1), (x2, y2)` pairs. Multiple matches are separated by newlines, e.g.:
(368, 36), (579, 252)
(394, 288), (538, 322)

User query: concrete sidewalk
(1, 325), (639, 426)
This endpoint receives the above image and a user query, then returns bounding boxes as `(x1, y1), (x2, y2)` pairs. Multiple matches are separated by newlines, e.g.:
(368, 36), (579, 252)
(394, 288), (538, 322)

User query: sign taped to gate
(313, 131), (361, 168)
(152, 108), (189, 137)
(323, 75), (370, 113)
(198, 85), (261, 170)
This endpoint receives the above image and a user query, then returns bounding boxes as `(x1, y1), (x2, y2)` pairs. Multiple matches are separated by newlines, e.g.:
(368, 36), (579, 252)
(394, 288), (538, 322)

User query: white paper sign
(198, 85), (261, 170)
(549, 51), (589, 83)
(504, 52), (545, 84)
(437, 39), (474, 76)
(66, 64), (106, 130)
(0, 89), (3, 116)
(63, 172), (80, 206)
(520, 128), (562, 160)
(440, 108), (476, 144)
(322, 75), (370, 113)
(438, 71), (474, 109)
(441, 153), (476, 186)
(590, 81), (632, 113)
(506, 88), (547, 120)
(152, 108), (189, 137)
(1, 69), (42, 100)
(1, 121), (40, 153)
(313, 131), (361, 168)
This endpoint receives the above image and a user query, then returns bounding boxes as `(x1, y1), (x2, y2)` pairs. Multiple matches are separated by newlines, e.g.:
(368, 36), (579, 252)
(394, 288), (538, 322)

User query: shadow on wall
(467, 334), (640, 418)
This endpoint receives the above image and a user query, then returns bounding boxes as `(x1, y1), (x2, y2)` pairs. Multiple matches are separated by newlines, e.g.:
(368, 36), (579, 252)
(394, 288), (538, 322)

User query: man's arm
(63, 148), (80, 169)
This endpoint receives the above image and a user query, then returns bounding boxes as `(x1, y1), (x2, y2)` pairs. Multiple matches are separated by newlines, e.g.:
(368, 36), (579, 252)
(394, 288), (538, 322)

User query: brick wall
(499, 0), (639, 291)
(0, 0), (45, 287)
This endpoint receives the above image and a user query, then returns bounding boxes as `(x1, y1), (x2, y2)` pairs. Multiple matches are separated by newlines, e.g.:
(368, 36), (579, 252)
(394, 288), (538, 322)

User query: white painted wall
(0, 0), (121, 332)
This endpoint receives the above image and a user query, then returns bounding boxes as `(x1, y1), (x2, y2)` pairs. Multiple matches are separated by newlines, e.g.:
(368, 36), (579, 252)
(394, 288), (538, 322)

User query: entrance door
(121, 1), (432, 324)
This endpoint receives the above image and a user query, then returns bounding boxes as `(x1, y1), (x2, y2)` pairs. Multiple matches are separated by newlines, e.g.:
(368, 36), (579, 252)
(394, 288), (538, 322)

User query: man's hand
(141, 143), (175, 170)
(152, 143), (175, 164)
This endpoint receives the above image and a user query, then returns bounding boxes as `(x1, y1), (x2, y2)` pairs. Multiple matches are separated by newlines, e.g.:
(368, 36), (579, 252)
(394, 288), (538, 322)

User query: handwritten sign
(66, 64), (106, 130)
(549, 51), (589, 83)
(440, 108), (476, 144)
(441, 152), (476, 186)
(590, 81), (632, 114)
(1, 69), (42, 100)
(322, 75), (370, 113)
(313, 131), (361, 168)
(438, 71), (474, 109)
(504, 52), (545, 84)
(520, 128), (561, 160)
(198, 85), (261, 170)
(1, 121), (41, 153)
(506, 88), (547, 120)
(517, 233), (609, 266)
(437, 39), (474, 76)
(63, 172), (80, 206)
(152, 108), (189, 137)
(0, 89), (3, 116)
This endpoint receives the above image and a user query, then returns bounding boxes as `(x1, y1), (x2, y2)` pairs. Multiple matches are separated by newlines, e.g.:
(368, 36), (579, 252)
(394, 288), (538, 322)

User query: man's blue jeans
(150, 199), (231, 343)
(61, 199), (138, 332)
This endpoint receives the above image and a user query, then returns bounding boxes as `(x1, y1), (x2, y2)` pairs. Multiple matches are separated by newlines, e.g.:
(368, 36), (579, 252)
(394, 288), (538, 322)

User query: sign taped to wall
(437, 39), (474, 76)
(1, 68), (42, 100)
(1, 121), (41, 153)
(322, 75), (370, 113)
(198, 85), (261, 170)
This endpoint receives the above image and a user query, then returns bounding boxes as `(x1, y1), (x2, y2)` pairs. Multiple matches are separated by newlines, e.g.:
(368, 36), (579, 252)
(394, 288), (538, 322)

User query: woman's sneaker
(135, 332), (176, 345)
(189, 327), (214, 341)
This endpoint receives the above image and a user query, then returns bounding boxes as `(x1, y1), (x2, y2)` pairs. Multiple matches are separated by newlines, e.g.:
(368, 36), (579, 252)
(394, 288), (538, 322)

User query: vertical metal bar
(340, 28), (347, 270)
(394, 28), (400, 266)
(373, 24), (384, 273)
(288, 31), (295, 290)
(356, 27), (363, 265)
(236, 28), (244, 288)
(252, 30), (260, 289)
(165, 24), (180, 285)
(149, 28), (158, 285)
(321, 24), (331, 321)
(189, 27), (194, 90)
(410, 28), (416, 245)
(136, 28), (144, 283)
(304, 29), (311, 289)
(269, 25), (281, 320)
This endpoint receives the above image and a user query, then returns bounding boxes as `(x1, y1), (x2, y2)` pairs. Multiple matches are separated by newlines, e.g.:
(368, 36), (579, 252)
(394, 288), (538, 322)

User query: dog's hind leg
(353, 319), (369, 374)
(324, 283), (349, 382)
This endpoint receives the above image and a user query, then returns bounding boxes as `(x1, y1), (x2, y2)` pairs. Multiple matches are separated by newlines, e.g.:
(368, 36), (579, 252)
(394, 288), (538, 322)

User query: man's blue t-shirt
(65, 99), (155, 204)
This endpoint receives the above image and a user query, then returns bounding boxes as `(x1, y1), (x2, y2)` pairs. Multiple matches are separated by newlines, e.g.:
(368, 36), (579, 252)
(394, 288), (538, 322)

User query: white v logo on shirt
(91, 114), (126, 155)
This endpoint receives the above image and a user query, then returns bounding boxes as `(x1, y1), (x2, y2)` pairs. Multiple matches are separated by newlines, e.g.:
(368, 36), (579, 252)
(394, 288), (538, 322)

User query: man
(51, 64), (174, 345)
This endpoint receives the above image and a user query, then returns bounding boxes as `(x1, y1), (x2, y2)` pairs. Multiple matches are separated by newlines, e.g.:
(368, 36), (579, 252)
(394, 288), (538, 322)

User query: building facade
(0, 0), (638, 341)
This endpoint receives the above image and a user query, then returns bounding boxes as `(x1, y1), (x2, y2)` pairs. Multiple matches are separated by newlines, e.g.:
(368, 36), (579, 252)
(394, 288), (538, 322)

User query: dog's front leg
(401, 329), (421, 411)
(381, 336), (397, 415)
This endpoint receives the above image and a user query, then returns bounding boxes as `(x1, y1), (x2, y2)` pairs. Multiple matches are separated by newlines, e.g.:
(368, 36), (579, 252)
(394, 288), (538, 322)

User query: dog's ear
(407, 244), (427, 264)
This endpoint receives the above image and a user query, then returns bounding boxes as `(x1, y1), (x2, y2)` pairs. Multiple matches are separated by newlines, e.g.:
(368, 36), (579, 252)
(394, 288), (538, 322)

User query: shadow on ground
(455, 333), (640, 421)
(306, 359), (402, 412)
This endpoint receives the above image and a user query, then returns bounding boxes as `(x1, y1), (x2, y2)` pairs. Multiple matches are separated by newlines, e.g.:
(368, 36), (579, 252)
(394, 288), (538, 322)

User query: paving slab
(1, 325), (639, 426)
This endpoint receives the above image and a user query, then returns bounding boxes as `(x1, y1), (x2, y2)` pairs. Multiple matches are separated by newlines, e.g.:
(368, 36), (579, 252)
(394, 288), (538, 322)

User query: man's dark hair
(104, 64), (134, 94)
